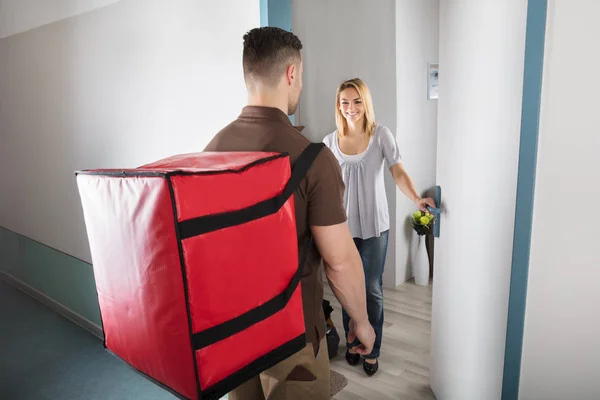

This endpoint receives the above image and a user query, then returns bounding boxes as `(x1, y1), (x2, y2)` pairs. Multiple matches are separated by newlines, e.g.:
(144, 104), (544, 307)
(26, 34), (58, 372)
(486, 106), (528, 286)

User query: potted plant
(410, 210), (434, 286)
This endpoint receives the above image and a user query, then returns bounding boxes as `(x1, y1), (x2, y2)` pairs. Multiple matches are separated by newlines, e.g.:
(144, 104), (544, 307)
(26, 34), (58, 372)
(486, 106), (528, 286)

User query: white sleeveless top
(323, 124), (402, 239)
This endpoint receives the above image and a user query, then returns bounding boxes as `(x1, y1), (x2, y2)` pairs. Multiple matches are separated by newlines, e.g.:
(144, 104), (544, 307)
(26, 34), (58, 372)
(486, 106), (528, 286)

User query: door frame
(502, 1), (548, 398)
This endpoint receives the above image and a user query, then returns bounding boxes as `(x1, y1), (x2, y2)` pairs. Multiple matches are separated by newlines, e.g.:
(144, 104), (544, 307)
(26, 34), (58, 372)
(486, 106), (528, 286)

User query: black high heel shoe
(345, 350), (360, 366)
(363, 359), (379, 376)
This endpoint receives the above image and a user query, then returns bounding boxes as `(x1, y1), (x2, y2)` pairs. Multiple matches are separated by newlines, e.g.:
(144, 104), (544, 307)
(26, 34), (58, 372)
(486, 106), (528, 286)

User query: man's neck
(247, 92), (288, 116)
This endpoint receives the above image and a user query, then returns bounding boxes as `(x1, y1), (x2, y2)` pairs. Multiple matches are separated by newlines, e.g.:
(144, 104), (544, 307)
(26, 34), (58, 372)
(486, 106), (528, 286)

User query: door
(430, 1), (528, 399)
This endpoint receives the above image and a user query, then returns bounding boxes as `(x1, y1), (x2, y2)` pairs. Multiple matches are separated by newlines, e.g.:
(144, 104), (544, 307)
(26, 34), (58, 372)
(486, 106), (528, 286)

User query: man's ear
(285, 63), (296, 86)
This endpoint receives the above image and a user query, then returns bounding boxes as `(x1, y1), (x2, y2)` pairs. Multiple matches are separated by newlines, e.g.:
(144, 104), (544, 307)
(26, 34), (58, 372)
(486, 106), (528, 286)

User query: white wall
(292, 0), (399, 288)
(0, 0), (260, 262)
(519, 1), (600, 399)
(430, 1), (527, 399)
(395, 0), (439, 285)
(0, 0), (121, 38)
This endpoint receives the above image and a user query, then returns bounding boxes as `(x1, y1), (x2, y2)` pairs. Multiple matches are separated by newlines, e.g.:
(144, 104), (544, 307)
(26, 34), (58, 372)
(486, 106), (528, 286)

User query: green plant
(411, 210), (435, 236)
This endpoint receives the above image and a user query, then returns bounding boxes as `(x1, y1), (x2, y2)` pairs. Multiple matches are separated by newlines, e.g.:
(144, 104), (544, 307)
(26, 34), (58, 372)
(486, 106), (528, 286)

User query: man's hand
(347, 319), (376, 356)
(415, 197), (436, 213)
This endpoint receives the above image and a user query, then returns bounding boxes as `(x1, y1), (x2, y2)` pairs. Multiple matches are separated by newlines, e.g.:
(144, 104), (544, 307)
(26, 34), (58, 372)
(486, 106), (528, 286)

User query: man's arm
(311, 222), (375, 355)
(311, 222), (367, 324)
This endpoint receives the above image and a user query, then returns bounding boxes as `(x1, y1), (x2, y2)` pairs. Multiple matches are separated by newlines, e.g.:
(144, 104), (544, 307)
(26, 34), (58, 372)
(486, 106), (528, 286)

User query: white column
(430, 1), (527, 399)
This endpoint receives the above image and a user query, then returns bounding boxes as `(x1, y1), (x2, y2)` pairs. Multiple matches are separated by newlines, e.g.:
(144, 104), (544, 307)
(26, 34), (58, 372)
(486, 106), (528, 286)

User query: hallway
(0, 279), (176, 400)
(0, 274), (434, 400)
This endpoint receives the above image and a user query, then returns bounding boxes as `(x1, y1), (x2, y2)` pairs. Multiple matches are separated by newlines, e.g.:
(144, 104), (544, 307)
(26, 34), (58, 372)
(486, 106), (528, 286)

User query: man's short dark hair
(242, 27), (303, 86)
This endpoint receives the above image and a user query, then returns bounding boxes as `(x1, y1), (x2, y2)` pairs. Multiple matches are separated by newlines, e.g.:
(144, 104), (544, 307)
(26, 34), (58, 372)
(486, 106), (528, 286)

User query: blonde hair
(335, 78), (376, 137)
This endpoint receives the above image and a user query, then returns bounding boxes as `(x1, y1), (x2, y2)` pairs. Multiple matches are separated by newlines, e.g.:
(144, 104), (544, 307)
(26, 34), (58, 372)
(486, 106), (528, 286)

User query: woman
(323, 78), (434, 376)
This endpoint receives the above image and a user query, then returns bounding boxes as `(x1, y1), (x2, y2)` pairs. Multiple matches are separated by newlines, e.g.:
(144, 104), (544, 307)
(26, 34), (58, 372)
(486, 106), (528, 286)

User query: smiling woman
(323, 78), (435, 376)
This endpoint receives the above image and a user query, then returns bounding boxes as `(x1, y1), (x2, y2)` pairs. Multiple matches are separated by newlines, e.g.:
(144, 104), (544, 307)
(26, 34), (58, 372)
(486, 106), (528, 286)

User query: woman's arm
(377, 124), (435, 210)
(390, 163), (435, 212)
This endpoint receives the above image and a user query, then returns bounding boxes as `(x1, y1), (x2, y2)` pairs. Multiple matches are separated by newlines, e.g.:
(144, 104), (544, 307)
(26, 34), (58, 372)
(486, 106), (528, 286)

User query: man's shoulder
(205, 117), (310, 154)
(258, 121), (316, 159)
(307, 143), (342, 182)
(203, 120), (240, 151)
(304, 140), (347, 227)
(286, 130), (339, 176)
(204, 117), (341, 182)
(313, 143), (339, 167)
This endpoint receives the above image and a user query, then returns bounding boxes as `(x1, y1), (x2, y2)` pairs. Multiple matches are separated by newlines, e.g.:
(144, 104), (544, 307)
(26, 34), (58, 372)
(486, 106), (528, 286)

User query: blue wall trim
(0, 226), (101, 326)
(502, 1), (548, 399)
(260, 0), (294, 124)
(260, 0), (292, 31)
(260, 0), (269, 27)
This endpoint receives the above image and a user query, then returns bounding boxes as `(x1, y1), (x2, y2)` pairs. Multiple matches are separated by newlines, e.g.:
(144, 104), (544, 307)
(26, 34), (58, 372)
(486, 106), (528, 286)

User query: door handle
(428, 186), (441, 238)
(426, 205), (441, 215)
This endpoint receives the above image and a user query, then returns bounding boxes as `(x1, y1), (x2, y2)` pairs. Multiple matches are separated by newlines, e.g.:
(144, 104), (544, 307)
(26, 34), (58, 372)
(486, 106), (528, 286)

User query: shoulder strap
(281, 142), (325, 200)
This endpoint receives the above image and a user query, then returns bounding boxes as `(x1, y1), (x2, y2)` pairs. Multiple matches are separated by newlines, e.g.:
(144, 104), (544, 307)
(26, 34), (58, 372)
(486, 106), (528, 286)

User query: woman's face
(339, 87), (364, 123)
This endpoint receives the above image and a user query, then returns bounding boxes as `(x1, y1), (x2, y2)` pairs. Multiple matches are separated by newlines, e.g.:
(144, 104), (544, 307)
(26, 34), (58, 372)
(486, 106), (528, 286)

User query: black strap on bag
(177, 143), (325, 350)
(179, 143), (324, 239)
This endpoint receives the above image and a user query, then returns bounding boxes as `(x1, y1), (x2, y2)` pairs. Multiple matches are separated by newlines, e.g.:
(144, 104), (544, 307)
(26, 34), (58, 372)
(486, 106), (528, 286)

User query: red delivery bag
(75, 143), (324, 400)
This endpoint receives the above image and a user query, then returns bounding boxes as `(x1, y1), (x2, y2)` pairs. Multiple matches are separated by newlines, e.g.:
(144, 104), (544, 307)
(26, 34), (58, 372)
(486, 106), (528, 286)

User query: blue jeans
(342, 230), (388, 359)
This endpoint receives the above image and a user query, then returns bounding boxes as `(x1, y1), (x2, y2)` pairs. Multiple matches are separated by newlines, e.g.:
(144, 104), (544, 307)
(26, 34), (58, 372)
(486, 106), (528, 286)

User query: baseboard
(0, 270), (104, 340)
